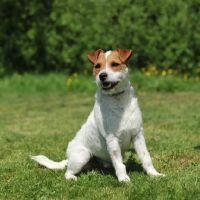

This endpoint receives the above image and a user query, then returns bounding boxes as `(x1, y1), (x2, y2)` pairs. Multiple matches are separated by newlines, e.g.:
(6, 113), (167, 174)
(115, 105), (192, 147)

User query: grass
(0, 69), (199, 99)
(0, 72), (200, 199)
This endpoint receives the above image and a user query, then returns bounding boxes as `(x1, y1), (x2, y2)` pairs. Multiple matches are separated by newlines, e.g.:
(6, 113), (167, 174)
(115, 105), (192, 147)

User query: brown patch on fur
(115, 48), (132, 63)
(107, 51), (128, 72)
(93, 51), (107, 76)
(87, 49), (104, 64)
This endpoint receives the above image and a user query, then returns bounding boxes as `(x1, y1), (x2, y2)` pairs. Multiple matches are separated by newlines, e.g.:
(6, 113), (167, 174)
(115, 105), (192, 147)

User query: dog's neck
(95, 84), (135, 111)
(97, 82), (134, 101)
(107, 90), (125, 97)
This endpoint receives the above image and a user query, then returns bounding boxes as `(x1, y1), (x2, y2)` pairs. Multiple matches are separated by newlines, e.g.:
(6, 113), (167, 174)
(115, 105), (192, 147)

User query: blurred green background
(1, 0), (200, 77)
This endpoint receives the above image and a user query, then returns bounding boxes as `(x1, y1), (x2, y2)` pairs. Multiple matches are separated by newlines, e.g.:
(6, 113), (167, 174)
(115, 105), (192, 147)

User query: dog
(30, 48), (164, 182)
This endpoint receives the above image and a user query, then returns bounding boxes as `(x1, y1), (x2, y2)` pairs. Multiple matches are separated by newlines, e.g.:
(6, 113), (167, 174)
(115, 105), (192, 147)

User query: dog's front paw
(152, 172), (165, 177)
(147, 169), (165, 177)
(118, 175), (130, 183)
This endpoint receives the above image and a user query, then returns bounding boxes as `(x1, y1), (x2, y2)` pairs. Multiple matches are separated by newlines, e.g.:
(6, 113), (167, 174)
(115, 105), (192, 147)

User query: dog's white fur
(30, 49), (164, 182)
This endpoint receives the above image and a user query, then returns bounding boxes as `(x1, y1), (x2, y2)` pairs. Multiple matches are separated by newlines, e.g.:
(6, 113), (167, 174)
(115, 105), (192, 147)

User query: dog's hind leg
(65, 145), (92, 181)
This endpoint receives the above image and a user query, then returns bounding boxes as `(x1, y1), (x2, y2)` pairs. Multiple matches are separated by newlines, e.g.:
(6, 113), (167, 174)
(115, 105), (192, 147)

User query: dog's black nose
(99, 72), (107, 81)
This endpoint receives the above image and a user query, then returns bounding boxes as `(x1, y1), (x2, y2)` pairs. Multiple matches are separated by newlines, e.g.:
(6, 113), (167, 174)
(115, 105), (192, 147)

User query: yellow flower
(73, 72), (78, 77)
(174, 70), (178, 75)
(183, 74), (188, 81)
(141, 67), (146, 72)
(162, 70), (167, 76)
(150, 66), (156, 71)
(168, 69), (173, 74)
(196, 68), (200, 73)
(134, 84), (139, 89)
(66, 77), (72, 86)
(145, 72), (151, 76)
(195, 76), (199, 81)
(154, 71), (159, 75)
(83, 69), (88, 75)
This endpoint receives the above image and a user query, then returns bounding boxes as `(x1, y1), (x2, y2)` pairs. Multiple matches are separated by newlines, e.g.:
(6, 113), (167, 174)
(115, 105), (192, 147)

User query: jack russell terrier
(30, 48), (164, 182)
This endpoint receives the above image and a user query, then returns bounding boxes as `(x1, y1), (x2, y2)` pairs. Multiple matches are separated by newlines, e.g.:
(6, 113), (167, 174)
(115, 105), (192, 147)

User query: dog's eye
(111, 62), (120, 67)
(95, 64), (101, 69)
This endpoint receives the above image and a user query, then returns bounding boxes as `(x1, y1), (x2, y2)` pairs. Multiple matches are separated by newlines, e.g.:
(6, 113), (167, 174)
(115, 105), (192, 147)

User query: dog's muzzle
(99, 72), (119, 90)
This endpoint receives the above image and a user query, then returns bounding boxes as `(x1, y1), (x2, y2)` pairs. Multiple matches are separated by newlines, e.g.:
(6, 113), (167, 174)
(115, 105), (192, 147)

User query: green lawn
(0, 73), (200, 199)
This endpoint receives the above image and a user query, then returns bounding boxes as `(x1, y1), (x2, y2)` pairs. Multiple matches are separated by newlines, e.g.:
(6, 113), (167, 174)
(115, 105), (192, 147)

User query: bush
(0, 0), (200, 76)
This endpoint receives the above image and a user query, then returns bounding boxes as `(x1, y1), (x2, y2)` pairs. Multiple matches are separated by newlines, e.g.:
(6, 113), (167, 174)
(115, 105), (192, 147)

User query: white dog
(30, 48), (164, 182)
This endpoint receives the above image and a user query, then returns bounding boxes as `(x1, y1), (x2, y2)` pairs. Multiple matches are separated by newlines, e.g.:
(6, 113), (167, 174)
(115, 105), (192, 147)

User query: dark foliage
(0, 0), (200, 76)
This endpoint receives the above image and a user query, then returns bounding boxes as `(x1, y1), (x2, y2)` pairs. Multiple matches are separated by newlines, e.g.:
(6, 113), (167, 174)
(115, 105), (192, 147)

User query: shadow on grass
(194, 145), (200, 150)
(125, 149), (144, 173)
(79, 149), (143, 178)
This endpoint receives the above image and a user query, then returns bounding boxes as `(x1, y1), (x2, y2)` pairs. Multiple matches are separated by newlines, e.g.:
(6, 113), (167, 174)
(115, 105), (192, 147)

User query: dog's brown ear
(116, 48), (132, 63)
(88, 49), (104, 64)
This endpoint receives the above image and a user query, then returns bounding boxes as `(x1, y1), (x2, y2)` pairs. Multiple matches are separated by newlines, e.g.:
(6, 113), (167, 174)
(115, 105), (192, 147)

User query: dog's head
(88, 48), (132, 95)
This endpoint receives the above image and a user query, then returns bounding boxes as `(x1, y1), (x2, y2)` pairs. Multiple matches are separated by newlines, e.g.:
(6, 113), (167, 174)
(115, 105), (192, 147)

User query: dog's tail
(30, 155), (68, 169)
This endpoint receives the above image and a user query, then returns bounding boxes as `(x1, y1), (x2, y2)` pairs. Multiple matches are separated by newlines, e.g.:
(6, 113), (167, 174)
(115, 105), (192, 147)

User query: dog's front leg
(106, 135), (130, 182)
(133, 128), (164, 176)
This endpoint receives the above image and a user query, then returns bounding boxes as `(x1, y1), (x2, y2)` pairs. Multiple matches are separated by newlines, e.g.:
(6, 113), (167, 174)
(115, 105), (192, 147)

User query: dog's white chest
(95, 91), (142, 137)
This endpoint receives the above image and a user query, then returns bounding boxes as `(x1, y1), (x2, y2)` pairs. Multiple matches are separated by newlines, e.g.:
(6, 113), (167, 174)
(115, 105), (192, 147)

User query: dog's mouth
(101, 81), (119, 90)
